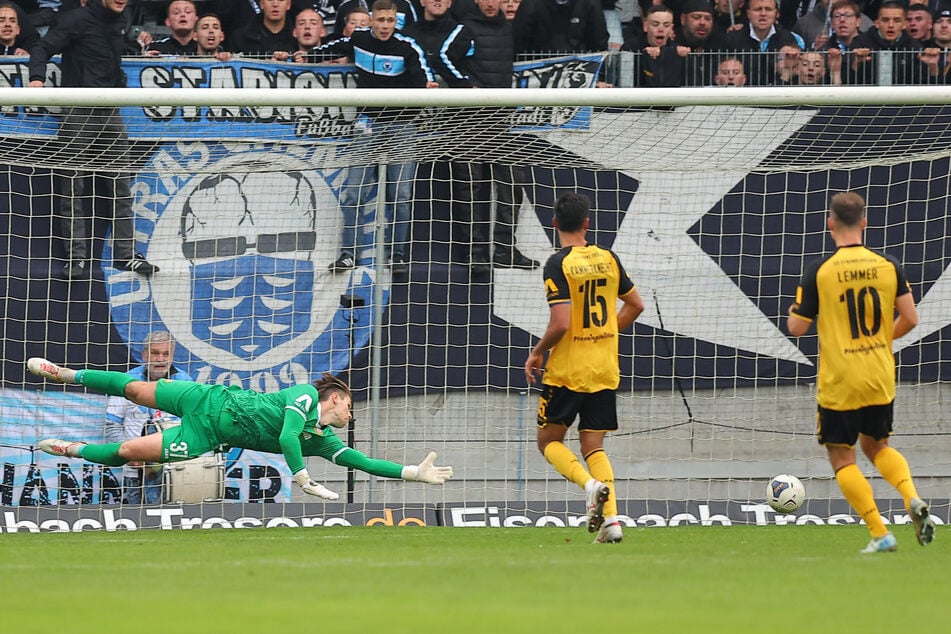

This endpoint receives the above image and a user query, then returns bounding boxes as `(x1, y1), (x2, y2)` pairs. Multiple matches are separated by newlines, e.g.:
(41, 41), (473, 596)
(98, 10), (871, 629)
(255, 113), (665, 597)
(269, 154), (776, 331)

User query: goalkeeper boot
(114, 253), (159, 277)
(584, 479), (610, 533)
(27, 358), (79, 384)
(860, 531), (897, 554)
(39, 439), (87, 458)
(594, 517), (623, 544)
(909, 498), (936, 546)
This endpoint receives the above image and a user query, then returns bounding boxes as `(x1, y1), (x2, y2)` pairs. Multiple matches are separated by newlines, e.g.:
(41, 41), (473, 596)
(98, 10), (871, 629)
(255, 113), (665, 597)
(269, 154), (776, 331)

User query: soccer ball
(766, 474), (806, 513)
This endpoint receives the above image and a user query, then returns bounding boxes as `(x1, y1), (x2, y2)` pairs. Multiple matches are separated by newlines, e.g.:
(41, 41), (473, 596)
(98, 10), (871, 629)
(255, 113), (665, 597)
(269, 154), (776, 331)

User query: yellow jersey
(791, 244), (911, 410)
(541, 244), (636, 393)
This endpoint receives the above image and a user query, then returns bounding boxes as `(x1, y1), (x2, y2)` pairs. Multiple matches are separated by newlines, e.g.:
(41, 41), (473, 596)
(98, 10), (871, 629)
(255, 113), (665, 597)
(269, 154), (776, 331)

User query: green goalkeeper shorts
(154, 379), (226, 462)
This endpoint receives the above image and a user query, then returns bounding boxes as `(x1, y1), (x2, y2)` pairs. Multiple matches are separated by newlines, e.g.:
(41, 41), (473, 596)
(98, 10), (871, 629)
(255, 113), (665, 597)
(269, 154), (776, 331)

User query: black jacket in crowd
(462, 9), (513, 88)
(850, 29), (933, 85)
(516, 0), (608, 54)
(228, 17), (298, 56)
(720, 24), (804, 86)
(402, 14), (475, 87)
(146, 37), (199, 56)
(28, 0), (128, 87)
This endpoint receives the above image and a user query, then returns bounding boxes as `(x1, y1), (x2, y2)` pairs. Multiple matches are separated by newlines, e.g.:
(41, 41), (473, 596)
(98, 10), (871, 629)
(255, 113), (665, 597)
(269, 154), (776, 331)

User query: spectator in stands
(793, 0), (832, 49)
(772, 42), (800, 83)
(930, 7), (951, 79)
(499, 0), (536, 53)
(906, 3), (933, 45)
(325, 5), (369, 61)
(721, 0), (805, 85)
(106, 331), (193, 505)
(713, 54), (747, 84)
(145, 0), (199, 56)
(28, 0), (159, 280)
(229, 0), (298, 56)
(341, 4), (370, 33)
(825, 0), (864, 51)
(7, 1), (38, 50)
(794, 49), (832, 83)
(458, 0), (538, 273)
(403, 0), (474, 87)
(0, 2), (27, 54)
(334, 0), (418, 36)
(822, 0), (867, 83)
(313, 0), (437, 277)
(273, 7), (326, 61)
(194, 12), (231, 59)
(712, 0), (747, 35)
(635, 4), (689, 86)
(676, 0), (719, 85)
(850, 1), (938, 84)
(515, 0), (609, 54)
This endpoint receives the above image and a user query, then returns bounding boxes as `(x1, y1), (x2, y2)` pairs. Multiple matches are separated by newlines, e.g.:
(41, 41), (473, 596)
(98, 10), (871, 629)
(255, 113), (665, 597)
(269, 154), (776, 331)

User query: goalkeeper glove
(401, 452), (453, 484)
(293, 470), (339, 500)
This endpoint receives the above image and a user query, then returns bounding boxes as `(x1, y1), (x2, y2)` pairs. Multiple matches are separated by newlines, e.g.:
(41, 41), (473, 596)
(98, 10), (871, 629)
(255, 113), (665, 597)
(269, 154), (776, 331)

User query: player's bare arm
(617, 288), (645, 332)
(524, 302), (571, 385)
(786, 303), (811, 337)
(893, 292), (919, 339)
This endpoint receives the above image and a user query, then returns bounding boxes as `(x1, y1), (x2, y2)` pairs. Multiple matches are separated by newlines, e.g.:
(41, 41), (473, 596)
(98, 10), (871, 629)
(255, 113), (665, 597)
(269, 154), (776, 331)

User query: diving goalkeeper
(28, 358), (452, 499)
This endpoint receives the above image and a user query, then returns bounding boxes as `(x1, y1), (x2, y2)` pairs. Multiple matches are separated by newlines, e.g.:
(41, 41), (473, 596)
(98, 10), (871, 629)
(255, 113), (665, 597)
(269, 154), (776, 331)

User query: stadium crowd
(8, 0), (951, 86)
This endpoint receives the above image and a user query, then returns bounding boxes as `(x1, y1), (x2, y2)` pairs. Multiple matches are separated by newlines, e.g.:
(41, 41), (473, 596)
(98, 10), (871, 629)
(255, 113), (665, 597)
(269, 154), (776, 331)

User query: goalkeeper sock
(873, 446), (920, 510)
(584, 448), (617, 518)
(835, 463), (888, 538)
(543, 442), (591, 489)
(78, 443), (127, 467)
(78, 370), (135, 397)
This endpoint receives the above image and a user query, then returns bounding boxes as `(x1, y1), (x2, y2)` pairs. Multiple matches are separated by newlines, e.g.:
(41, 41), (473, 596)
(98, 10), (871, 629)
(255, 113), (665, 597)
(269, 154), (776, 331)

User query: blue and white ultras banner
(0, 54), (605, 142)
(102, 141), (381, 390)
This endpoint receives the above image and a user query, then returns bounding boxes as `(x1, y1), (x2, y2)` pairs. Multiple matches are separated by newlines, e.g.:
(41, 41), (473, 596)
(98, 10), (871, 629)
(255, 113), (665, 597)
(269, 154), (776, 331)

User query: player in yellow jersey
(787, 191), (934, 553)
(524, 192), (644, 544)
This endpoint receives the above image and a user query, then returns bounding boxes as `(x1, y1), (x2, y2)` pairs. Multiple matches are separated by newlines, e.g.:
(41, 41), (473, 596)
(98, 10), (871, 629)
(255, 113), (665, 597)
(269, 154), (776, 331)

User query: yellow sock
(873, 446), (920, 510)
(836, 463), (888, 538)
(542, 442), (592, 489)
(584, 448), (617, 518)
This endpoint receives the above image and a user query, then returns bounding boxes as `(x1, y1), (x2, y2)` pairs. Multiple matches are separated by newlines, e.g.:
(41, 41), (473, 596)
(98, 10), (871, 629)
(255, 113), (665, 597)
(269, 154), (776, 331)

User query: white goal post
(2, 85), (950, 531)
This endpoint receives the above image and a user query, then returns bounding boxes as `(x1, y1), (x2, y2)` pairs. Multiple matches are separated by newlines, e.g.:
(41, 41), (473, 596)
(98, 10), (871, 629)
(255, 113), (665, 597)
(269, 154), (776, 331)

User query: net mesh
(2, 87), (950, 530)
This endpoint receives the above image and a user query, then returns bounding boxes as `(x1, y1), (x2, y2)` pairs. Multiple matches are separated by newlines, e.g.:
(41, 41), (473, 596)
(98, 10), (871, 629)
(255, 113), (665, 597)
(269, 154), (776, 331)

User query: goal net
(2, 77), (951, 532)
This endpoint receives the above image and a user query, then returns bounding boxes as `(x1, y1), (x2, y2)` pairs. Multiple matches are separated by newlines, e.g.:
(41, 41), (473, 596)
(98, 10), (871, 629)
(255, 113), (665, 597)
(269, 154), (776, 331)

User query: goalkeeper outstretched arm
(333, 448), (453, 484)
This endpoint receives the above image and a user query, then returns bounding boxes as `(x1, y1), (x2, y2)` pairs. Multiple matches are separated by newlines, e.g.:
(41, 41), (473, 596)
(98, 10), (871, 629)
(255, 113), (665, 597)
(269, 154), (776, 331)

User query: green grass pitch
(1, 525), (947, 633)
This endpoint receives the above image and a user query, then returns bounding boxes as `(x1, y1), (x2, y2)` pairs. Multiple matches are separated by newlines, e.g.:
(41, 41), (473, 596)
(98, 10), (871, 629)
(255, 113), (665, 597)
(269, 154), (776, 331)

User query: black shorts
(816, 402), (894, 446)
(536, 385), (618, 432)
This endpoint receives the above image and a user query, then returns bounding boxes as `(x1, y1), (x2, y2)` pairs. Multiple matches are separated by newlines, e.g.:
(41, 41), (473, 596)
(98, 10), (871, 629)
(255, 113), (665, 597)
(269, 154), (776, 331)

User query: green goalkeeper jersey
(217, 384), (403, 479)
